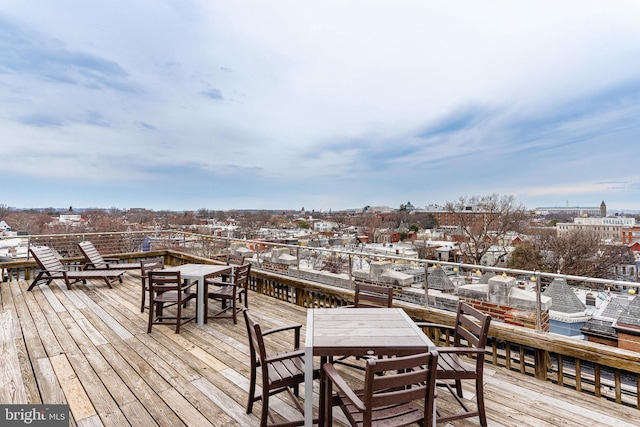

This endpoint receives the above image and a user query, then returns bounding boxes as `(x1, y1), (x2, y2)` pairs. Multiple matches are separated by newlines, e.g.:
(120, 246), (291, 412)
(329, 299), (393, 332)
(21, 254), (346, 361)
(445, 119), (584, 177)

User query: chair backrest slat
(148, 271), (181, 291)
(454, 303), (491, 349)
(243, 308), (265, 364)
(363, 351), (438, 423)
(354, 283), (393, 308)
(78, 241), (107, 268)
(141, 258), (164, 278)
(227, 254), (245, 266)
(30, 246), (66, 272)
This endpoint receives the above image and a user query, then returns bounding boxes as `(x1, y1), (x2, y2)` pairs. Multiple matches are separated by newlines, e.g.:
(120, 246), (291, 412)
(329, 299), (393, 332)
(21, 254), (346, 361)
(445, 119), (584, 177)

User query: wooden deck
(1, 273), (639, 427)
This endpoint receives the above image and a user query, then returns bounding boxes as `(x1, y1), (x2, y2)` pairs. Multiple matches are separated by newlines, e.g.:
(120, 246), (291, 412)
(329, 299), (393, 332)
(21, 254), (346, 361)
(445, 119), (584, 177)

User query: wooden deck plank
(33, 357), (67, 404)
(15, 280), (60, 359)
(96, 343), (185, 427)
(0, 311), (28, 403)
(2, 275), (640, 427)
(50, 353), (97, 422)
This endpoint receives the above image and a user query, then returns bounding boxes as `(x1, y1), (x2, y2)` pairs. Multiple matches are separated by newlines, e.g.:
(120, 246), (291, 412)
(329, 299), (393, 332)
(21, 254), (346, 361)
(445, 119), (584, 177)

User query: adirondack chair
(78, 241), (141, 270)
(28, 246), (126, 290)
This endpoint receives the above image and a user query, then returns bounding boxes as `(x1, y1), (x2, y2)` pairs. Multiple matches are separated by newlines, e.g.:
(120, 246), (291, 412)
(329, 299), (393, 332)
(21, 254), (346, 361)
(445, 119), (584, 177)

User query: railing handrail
(2, 229), (638, 288)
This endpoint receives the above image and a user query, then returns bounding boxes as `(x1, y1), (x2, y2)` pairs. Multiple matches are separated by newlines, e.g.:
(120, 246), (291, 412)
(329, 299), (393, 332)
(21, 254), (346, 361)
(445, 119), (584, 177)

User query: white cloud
(1, 1), (640, 210)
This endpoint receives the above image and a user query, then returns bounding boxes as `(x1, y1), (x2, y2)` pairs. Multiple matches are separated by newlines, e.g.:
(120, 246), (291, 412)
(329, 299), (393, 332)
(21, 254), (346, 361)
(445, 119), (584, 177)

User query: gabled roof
(542, 278), (586, 314)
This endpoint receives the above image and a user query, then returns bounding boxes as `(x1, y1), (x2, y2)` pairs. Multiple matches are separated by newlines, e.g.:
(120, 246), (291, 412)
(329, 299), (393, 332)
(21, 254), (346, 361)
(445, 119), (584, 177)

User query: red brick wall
(586, 336), (617, 347)
(462, 298), (549, 331)
(617, 333), (640, 352)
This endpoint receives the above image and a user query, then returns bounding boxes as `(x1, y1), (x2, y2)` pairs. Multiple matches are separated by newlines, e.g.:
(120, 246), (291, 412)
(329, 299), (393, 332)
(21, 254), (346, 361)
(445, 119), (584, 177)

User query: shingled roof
(427, 267), (456, 292)
(581, 318), (617, 339)
(542, 278), (586, 314)
(615, 295), (640, 327)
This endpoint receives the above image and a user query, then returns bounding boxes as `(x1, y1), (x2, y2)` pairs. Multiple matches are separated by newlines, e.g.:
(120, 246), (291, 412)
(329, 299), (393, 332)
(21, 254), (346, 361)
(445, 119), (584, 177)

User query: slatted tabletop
(1, 274), (639, 426)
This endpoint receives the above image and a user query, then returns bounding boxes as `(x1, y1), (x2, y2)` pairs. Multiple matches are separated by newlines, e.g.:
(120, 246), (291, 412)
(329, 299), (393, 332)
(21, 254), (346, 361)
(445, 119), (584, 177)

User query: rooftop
(2, 271), (639, 426)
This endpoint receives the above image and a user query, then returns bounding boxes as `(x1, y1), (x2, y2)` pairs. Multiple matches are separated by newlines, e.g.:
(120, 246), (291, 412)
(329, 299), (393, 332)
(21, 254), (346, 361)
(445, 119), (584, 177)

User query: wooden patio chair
(147, 270), (197, 334)
(243, 308), (319, 427)
(332, 283), (394, 369)
(204, 263), (250, 324)
(28, 246), (126, 290)
(139, 257), (165, 312)
(78, 241), (141, 270)
(415, 302), (491, 426)
(322, 350), (439, 427)
(215, 253), (246, 284)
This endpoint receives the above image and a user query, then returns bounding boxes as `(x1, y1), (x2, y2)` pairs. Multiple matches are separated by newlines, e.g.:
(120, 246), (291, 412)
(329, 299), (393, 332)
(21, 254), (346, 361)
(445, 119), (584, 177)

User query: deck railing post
(534, 271), (542, 332)
(296, 247), (300, 279)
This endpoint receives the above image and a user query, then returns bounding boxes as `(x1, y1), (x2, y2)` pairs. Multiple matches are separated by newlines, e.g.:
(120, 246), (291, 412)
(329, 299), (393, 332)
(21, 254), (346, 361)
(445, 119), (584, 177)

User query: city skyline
(2, 2), (640, 212)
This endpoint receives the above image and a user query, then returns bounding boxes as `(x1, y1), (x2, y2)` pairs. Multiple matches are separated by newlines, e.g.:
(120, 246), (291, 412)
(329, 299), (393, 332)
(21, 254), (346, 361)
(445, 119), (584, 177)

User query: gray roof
(479, 271), (496, 284)
(615, 295), (640, 327)
(581, 319), (617, 339)
(427, 268), (456, 291)
(541, 278), (586, 314)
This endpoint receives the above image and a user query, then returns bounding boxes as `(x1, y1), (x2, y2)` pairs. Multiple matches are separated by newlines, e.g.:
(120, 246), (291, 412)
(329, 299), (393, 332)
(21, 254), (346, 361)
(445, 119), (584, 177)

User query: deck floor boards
(1, 274), (639, 426)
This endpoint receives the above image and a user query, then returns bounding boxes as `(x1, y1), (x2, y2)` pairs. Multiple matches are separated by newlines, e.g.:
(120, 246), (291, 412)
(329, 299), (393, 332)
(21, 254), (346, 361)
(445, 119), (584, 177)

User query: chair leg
(232, 298), (238, 324)
(477, 378), (487, 427)
(140, 286), (146, 312)
(175, 301), (182, 334)
(455, 379), (463, 398)
(247, 362), (257, 414)
(147, 302), (155, 333)
(260, 392), (269, 427)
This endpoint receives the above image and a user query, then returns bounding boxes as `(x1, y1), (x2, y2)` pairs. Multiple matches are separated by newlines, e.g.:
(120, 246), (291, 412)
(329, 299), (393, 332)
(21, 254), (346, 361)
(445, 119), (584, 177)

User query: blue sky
(2, 1), (640, 212)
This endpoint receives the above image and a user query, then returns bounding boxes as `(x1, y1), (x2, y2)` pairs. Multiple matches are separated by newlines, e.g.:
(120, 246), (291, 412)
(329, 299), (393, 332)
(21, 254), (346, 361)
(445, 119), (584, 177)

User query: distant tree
(361, 211), (382, 242)
(542, 229), (634, 279)
(297, 220), (311, 230)
(0, 204), (11, 218)
(412, 212), (438, 230)
(268, 214), (288, 228)
(320, 252), (347, 274)
(444, 194), (529, 266)
(4, 211), (53, 234)
(507, 242), (545, 271)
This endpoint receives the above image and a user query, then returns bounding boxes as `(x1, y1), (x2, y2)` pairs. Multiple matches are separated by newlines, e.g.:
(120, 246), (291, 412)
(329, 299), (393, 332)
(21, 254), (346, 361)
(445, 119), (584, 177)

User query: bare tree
(444, 194), (529, 265)
(543, 229), (634, 279)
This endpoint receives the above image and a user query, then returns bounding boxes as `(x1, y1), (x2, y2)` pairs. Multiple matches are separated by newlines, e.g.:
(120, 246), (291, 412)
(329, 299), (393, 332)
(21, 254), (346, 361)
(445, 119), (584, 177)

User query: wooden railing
(2, 244), (639, 410)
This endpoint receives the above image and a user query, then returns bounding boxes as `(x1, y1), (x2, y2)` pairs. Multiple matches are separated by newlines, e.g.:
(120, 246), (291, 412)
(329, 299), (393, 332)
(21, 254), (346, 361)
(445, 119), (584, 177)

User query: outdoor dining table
(163, 263), (232, 326)
(304, 307), (436, 426)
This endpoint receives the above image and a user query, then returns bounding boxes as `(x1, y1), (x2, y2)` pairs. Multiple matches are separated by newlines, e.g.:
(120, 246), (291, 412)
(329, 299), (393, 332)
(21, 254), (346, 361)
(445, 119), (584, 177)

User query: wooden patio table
(163, 264), (232, 326)
(304, 307), (436, 426)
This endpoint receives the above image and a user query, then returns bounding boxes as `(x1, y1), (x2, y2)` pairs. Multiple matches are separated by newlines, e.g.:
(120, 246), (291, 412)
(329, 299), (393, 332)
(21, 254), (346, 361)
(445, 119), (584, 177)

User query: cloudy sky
(2, 1), (640, 212)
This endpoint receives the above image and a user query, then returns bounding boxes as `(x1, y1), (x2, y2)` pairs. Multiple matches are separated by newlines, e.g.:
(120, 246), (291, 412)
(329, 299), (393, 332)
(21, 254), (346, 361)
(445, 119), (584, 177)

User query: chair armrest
(262, 324), (302, 337)
(323, 363), (366, 412)
(263, 323), (302, 348)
